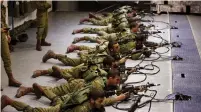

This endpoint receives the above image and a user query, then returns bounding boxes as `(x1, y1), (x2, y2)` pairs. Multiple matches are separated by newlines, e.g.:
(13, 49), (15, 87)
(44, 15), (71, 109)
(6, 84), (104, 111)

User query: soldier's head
(89, 88), (105, 109)
(107, 68), (121, 86)
(108, 40), (120, 53)
(143, 49), (152, 58)
(1, 0), (4, 4)
(103, 56), (118, 69)
(135, 35), (146, 50)
(130, 22), (141, 33)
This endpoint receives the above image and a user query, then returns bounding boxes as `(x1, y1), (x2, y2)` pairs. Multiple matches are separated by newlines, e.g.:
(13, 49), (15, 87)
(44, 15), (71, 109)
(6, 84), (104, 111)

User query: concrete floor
(1, 12), (201, 112)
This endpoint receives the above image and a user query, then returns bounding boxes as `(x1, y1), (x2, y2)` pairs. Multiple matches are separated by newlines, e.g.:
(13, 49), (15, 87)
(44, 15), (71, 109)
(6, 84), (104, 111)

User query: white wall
(7, 1), (52, 28)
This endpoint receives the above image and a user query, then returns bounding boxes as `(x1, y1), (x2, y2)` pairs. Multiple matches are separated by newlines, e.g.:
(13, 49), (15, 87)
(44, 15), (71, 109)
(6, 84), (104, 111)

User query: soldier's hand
(127, 68), (137, 75)
(116, 92), (130, 101)
(7, 35), (11, 43)
(1, 28), (8, 33)
(119, 57), (127, 64)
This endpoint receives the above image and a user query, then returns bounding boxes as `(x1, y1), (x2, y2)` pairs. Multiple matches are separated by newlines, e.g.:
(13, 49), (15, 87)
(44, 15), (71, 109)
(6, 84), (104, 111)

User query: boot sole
(42, 50), (53, 62)
(8, 81), (22, 87)
(41, 44), (51, 46)
(15, 89), (24, 98)
(32, 71), (40, 78)
(1, 95), (8, 110)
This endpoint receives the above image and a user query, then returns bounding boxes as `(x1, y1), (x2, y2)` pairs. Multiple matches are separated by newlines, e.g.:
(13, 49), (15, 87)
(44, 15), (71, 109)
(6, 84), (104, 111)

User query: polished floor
(1, 12), (201, 112)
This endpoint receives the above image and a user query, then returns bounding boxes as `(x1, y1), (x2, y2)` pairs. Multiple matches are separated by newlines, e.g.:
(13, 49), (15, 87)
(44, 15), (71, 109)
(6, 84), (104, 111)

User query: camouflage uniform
(72, 32), (142, 60)
(46, 64), (108, 82)
(9, 95), (93, 112)
(93, 13), (113, 20)
(50, 49), (109, 66)
(41, 77), (116, 106)
(75, 11), (130, 36)
(79, 20), (129, 36)
(81, 27), (115, 36)
(73, 29), (132, 44)
(73, 33), (118, 44)
(35, 1), (51, 41)
(87, 13), (113, 26)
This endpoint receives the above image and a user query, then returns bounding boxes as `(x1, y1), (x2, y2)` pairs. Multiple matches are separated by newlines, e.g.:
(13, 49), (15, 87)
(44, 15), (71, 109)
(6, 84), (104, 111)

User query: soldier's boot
(72, 37), (87, 44)
(66, 44), (80, 53)
(9, 44), (14, 52)
(89, 12), (101, 20)
(72, 29), (83, 34)
(15, 86), (34, 98)
(36, 39), (42, 51)
(79, 18), (90, 24)
(32, 70), (49, 78)
(8, 73), (22, 87)
(89, 12), (95, 18)
(41, 39), (51, 46)
(32, 83), (45, 99)
(1, 95), (13, 110)
(42, 50), (56, 63)
(51, 66), (62, 78)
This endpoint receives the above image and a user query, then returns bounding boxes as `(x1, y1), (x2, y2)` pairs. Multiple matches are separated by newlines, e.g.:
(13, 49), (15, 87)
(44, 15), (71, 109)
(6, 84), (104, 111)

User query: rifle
(121, 82), (160, 94)
(128, 95), (143, 112)
(121, 48), (145, 58)
(104, 82), (160, 97)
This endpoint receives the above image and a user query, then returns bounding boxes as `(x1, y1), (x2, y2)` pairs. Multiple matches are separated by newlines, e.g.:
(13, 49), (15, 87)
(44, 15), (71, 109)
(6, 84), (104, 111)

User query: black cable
(124, 73), (148, 85)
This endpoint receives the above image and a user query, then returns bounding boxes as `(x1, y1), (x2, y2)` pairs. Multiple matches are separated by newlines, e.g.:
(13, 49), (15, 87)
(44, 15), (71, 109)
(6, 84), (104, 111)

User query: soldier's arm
(102, 97), (117, 106)
(99, 69), (108, 77)
(103, 93), (127, 106)
(35, 1), (51, 10)
(65, 102), (90, 112)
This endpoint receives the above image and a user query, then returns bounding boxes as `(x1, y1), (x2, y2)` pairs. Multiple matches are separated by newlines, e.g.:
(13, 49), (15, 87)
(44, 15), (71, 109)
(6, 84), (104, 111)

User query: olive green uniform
(9, 96), (93, 112)
(35, 1), (51, 40)
(1, 4), (12, 74)
(34, 65), (109, 104)
(93, 13), (113, 20)
(81, 27), (115, 36)
(75, 33), (117, 43)
(79, 20), (129, 36)
(54, 50), (109, 66)
(87, 13), (113, 26)
(74, 29), (131, 44)
(72, 31), (142, 60)
(42, 77), (116, 106)
(46, 64), (108, 82)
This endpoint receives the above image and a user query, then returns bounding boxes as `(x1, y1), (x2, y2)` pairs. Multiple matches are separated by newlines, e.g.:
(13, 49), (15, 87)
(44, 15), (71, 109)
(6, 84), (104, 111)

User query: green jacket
(61, 77), (116, 110)
(61, 64), (108, 82)
(35, 1), (51, 27)
(1, 4), (8, 28)
(63, 101), (92, 112)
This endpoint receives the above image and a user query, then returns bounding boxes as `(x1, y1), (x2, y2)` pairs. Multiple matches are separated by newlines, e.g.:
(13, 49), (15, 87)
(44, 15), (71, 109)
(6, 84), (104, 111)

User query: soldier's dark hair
(103, 56), (115, 67)
(108, 40), (118, 50)
(143, 50), (152, 57)
(107, 68), (120, 78)
(89, 88), (105, 100)
(130, 22), (138, 28)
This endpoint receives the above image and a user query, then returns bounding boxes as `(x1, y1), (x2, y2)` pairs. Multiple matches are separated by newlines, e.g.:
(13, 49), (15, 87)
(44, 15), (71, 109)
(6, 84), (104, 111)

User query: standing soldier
(35, 1), (51, 51)
(1, 1), (22, 87)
